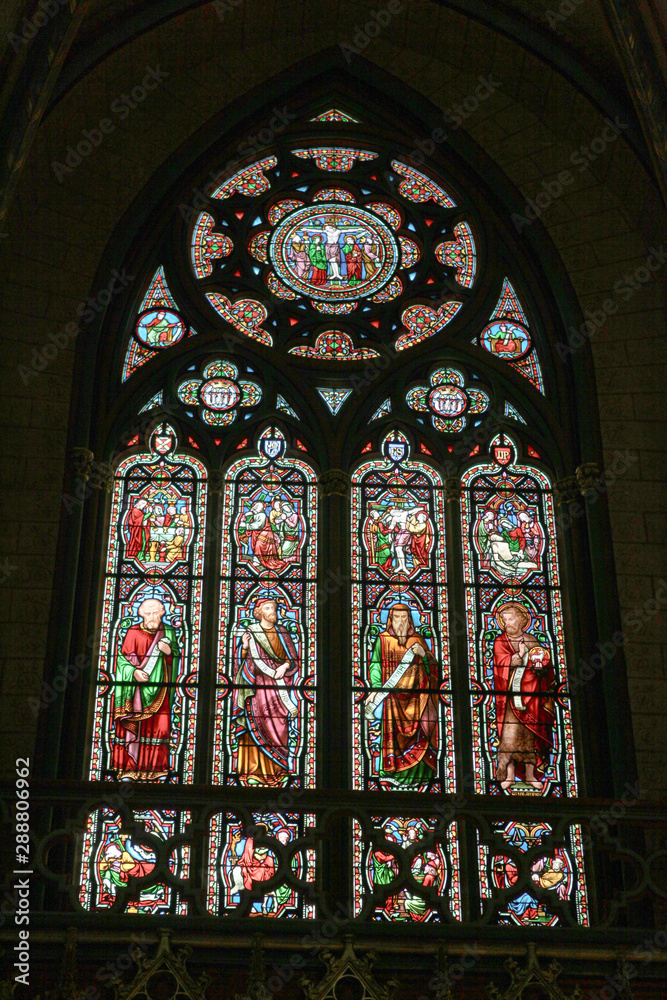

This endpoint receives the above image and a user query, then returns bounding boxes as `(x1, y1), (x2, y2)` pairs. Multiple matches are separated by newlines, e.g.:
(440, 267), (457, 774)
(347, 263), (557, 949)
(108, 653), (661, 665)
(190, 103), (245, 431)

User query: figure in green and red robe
(112, 598), (179, 781)
(342, 234), (363, 284)
(364, 604), (438, 786)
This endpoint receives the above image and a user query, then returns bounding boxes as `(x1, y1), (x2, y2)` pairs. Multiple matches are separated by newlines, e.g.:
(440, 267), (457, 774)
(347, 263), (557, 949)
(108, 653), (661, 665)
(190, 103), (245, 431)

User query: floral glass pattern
(406, 366), (490, 432)
(292, 147), (378, 171)
(177, 360), (262, 426)
(289, 329), (379, 361)
(191, 211), (233, 278)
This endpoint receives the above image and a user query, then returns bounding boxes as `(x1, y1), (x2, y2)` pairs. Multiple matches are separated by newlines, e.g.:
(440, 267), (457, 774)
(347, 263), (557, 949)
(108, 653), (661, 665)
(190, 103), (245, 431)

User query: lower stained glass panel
(353, 816), (461, 922)
(207, 812), (316, 918)
(478, 820), (589, 927)
(80, 808), (190, 915)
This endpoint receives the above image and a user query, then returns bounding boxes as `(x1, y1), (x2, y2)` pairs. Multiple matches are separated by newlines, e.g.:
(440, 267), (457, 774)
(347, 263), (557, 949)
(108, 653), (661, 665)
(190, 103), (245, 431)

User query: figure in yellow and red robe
(112, 598), (179, 781)
(492, 602), (555, 791)
(364, 604), (438, 786)
(232, 598), (300, 787)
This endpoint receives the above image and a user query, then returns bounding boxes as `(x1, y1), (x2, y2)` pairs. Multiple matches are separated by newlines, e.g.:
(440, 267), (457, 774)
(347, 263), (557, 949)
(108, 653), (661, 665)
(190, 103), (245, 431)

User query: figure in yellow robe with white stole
(364, 604), (439, 786)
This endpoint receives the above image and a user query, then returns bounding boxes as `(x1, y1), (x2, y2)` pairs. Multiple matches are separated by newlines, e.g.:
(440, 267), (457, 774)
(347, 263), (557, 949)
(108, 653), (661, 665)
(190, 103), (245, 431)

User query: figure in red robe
(126, 499), (149, 559)
(492, 602), (555, 791)
(407, 510), (431, 568)
(111, 598), (179, 781)
(231, 827), (276, 889)
(239, 502), (287, 572)
(342, 236), (363, 284)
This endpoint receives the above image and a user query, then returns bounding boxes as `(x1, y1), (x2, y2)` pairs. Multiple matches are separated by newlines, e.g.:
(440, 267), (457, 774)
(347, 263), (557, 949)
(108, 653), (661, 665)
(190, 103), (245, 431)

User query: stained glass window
(80, 808), (191, 915)
(210, 156), (277, 198)
(290, 329), (379, 360)
(311, 108), (359, 122)
(212, 428), (317, 790)
(317, 387), (352, 414)
(435, 221), (477, 288)
(370, 399), (392, 421)
(176, 359), (262, 426)
(351, 431), (454, 794)
(191, 211), (233, 277)
(121, 268), (189, 381)
(353, 815), (461, 922)
(292, 147), (378, 171)
(88, 422), (206, 784)
(81, 103), (596, 935)
(207, 811), (316, 918)
(461, 434), (577, 796)
(478, 820), (588, 927)
(406, 366), (490, 432)
(80, 424), (206, 911)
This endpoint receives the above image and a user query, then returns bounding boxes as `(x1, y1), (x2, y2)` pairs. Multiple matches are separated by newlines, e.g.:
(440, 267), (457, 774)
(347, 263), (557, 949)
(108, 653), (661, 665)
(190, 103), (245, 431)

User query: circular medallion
(387, 473), (407, 497)
(262, 472), (282, 491)
(200, 378), (240, 411)
(135, 309), (185, 348)
(480, 320), (531, 360)
(269, 203), (398, 301)
(429, 385), (467, 417)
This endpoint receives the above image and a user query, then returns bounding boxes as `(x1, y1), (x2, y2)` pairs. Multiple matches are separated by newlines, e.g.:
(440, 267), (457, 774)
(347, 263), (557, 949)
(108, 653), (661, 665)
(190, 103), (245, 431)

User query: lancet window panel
(88, 423), (207, 786)
(351, 431), (454, 795)
(213, 428), (318, 789)
(460, 436), (578, 799)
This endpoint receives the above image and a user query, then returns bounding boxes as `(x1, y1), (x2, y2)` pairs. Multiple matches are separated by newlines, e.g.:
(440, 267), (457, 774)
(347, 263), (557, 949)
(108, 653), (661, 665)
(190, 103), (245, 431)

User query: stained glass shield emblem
(387, 442), (406, 462)
(493, 444), (512, 466)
